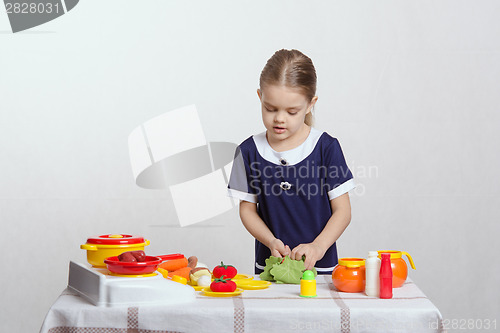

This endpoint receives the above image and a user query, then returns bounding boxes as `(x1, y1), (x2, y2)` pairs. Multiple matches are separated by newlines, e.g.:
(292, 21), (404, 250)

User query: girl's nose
(274, 110), (286, 123)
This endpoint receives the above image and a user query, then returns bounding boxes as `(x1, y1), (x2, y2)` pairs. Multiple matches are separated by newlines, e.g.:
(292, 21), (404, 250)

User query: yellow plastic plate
(157, 268), (169, 279)
(190, 284), (207, 291)
(201, 287), (243, 297)
(231, 274), (253, 281)
(108, 271), (158, 278)
(236, 280), (271, 290)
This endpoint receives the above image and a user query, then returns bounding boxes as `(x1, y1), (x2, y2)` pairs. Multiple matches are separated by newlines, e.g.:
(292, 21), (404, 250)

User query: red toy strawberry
(212, 261), (237, 279)
(210, 276), (237, 292)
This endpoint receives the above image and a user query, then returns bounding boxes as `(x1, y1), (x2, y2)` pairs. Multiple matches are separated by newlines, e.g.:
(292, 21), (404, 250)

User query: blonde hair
(259, 49), (317, 126)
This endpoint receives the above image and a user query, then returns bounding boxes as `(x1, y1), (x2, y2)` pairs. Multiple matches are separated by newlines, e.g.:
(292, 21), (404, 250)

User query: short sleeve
(227, 146), (258, 203)
(324, 139), (356, 200)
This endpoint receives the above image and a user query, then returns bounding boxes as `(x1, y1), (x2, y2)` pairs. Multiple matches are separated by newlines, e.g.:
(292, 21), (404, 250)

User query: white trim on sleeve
(255, 262), (266, 270)
(315, 266), (336, 272)
(327, 178), (356, 200)
(227, 188), (257, 203)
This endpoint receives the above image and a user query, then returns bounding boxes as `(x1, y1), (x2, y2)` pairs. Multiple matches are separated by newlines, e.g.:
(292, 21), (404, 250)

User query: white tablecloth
(40, 276), (444, 333)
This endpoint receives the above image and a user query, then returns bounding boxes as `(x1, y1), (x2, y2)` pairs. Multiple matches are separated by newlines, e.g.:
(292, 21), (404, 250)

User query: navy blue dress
(228, 127), (355, 274)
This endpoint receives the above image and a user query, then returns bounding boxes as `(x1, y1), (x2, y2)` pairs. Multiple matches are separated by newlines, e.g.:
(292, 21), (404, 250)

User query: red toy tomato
(212, 261), (237, 279)
(210, 276), (237, 292)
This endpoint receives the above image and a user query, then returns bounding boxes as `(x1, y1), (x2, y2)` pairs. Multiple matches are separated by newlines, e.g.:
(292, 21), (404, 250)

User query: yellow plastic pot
(80, 234), (150, 267)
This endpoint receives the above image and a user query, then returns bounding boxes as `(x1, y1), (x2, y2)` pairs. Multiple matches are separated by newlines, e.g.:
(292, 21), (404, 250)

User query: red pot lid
(85, 234), (145, 245)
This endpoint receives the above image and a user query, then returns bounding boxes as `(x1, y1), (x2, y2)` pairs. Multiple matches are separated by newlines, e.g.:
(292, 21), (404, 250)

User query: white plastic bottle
(365, 251), (381, 297)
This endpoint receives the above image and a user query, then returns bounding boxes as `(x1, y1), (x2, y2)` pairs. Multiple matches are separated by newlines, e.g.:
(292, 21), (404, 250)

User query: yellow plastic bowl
(81, 240), (150, 267)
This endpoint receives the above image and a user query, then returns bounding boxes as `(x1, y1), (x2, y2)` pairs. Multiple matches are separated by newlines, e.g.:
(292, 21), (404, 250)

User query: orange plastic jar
(332, 258), (366, 293)
(377, 251), (416, 288)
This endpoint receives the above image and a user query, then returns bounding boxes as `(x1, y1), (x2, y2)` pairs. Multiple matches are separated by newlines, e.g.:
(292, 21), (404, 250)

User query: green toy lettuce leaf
(259, 255), (318, 284)
(270, 256), (306, 284)
(259, 256), (282, 281)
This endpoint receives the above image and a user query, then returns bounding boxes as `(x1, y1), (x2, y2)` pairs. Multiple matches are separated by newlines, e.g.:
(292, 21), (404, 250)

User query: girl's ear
(307, 96), (318, 113)
(257, 88), (262, 100)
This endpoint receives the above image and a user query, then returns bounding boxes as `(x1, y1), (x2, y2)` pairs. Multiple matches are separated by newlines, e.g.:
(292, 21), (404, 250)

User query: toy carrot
(158, 257), (188, 271)
(167, 266), (192, 281)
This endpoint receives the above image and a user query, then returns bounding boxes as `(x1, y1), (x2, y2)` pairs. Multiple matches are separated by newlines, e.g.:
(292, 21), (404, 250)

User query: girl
(228, 49), (355, 274)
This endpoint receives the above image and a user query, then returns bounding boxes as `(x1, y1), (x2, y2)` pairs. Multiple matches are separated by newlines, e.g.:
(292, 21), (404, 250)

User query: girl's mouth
(273, 126), (286, 134)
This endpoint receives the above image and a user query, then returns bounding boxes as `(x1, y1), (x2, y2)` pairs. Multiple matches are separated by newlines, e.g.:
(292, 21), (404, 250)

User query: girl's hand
(290, 242), (326, 270)
(269, 238), (291, 258)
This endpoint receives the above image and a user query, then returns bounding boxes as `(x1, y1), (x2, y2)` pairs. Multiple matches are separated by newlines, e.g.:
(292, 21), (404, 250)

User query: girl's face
(257, 84), (317, 147)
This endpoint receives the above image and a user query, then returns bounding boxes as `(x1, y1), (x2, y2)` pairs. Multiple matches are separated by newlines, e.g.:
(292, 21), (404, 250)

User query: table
(40, 276), (444, 333)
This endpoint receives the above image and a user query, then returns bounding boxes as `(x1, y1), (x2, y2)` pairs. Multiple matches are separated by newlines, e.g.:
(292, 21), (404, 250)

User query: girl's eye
(264, 106), (298, 114)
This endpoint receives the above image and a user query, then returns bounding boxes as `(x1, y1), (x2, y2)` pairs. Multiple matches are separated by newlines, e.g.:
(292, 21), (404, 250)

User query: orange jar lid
(338, 258), (365, 268)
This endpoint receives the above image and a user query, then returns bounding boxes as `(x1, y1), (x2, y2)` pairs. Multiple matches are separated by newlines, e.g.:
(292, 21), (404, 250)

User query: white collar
(252, 127), (324, 166)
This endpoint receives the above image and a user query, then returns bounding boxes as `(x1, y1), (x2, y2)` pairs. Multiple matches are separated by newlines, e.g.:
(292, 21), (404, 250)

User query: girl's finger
(304, 256), (313, 270)
(271, 249), (282, 258)
(290, 248), (297, 260)
(304, 251), (318, 270)
(292, 247), (304, 261)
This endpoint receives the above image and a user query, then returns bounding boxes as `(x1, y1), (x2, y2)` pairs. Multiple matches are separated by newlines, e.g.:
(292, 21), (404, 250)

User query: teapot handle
(401, 251), (416, 269)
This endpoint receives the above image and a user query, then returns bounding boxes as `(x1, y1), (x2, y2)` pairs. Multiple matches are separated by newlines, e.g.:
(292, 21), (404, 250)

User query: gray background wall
(1, 1), (499, 332)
